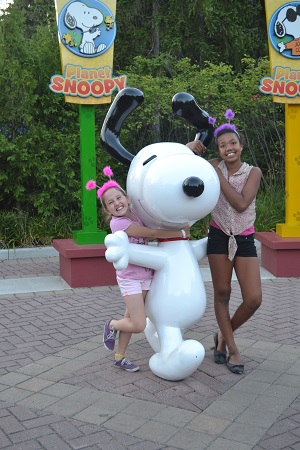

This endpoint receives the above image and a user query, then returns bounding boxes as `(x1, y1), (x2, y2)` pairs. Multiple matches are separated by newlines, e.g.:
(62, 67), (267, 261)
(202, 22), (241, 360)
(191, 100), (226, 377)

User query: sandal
(226, 357), (244, 375)
(213, 333), (226, 364)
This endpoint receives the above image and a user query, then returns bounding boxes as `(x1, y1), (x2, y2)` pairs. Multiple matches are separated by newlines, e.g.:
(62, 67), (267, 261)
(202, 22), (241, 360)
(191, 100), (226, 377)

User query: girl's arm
(185, 142), (220, 167)
(125, 224), (190, 240)
(217, 167), (262, 212)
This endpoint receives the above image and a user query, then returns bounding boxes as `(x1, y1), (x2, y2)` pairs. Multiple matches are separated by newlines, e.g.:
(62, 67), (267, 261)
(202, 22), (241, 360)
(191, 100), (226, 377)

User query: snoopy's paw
(104, 230), (129, 270)
(149, 340), (205, 381)
(278, 42), (285, 53)
(82, 42), (96, 54)
(97, 43), (106, 52)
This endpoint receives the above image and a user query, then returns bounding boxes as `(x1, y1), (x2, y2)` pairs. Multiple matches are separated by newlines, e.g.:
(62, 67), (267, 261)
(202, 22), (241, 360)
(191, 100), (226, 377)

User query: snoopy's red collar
(156, 237), (189, 242)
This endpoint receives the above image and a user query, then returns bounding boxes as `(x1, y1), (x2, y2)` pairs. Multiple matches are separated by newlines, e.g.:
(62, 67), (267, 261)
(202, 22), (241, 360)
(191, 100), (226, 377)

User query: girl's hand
(186, 141), (206, 156)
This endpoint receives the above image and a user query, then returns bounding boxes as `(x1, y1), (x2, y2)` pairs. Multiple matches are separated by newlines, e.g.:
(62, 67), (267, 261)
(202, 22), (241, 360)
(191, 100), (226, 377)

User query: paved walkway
(0, 248), (299, 449)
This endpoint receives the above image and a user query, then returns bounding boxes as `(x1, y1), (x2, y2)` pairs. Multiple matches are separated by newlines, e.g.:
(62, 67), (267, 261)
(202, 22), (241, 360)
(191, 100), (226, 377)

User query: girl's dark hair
(214, 128), (244, 149)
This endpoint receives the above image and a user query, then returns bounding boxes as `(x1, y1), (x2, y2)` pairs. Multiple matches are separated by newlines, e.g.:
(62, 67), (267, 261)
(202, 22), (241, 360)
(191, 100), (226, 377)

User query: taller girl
(187, 111), (262, 375)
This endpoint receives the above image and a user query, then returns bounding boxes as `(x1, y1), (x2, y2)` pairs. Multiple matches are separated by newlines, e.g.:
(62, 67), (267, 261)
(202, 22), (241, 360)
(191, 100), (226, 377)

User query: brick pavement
(0, 253), (299, 449)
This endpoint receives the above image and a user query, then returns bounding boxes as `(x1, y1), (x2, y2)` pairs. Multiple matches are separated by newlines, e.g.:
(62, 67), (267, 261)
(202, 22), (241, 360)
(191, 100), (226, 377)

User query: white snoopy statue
(101, 88), (220, 381)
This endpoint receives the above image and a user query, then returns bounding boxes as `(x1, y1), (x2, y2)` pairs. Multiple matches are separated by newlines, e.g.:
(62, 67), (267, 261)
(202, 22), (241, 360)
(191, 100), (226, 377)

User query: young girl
(86, 167), (190, 372)
(187, 113), (262, 374)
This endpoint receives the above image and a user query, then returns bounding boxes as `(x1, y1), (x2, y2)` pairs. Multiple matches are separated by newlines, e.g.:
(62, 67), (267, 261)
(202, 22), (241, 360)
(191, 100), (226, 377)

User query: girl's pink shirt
(110, 209), (154, 280)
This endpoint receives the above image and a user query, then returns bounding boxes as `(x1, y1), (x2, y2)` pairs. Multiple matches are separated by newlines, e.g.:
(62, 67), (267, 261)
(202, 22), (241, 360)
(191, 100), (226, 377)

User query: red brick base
(255, 232), (300, 278)
(52, 239), (117, 288)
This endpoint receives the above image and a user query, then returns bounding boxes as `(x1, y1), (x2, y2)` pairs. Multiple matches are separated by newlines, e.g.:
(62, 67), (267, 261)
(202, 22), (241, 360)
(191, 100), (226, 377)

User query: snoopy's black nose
(182, 177), (204, 197)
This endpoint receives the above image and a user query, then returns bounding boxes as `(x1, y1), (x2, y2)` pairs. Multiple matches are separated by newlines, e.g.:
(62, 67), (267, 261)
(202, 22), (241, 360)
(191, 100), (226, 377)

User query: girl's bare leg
(231, 256), (262, 333)
(209, 254), (262, 365)
(208, 254), (241, 363)
(115, 308), (132, 356)
(112, 291), (148, 356)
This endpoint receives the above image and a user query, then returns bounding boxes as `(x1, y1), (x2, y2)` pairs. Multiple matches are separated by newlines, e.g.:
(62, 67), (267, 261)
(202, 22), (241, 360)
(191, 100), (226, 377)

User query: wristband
(181, 229), (186, 238)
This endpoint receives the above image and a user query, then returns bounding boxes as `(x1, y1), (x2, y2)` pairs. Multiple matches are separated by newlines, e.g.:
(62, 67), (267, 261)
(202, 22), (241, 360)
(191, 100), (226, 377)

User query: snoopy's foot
(97, 43), (106, 52)
(149, 340), (205, 381)
(82, 43), (96, 54)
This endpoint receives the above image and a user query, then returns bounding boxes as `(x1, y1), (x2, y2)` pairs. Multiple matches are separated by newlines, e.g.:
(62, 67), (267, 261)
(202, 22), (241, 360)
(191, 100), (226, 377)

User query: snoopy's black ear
(172, 92), (214, 147)
(100, 87), (144, 167)
(274, 20), (285, 38)
(65, 12), (77, 30)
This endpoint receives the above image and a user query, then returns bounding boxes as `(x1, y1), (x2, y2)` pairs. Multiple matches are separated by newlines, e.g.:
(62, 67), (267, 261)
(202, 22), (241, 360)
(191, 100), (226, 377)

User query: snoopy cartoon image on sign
(64, 1), (107, 54)
(274, 3), (300, 57)
(101, 88), (220, 381)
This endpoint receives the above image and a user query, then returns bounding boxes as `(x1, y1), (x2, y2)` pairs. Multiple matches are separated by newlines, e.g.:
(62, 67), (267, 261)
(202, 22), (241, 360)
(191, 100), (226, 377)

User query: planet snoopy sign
(51, 0), (124, 105)
(259, 1), (300, 102)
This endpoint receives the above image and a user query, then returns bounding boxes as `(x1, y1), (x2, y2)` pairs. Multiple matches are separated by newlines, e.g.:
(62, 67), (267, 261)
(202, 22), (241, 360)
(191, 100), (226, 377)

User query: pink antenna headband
(86, 166), (121, 199)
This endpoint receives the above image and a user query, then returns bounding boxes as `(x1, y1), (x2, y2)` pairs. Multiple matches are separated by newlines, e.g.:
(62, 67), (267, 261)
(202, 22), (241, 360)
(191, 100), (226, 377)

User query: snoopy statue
(101, 88), (220, 381)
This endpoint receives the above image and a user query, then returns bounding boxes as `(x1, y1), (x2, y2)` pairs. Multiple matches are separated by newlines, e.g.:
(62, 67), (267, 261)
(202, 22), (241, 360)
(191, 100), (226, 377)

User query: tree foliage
(0, 4), (80, 215)
(115, 0), (267, 71)
(0, 0), (284, 218)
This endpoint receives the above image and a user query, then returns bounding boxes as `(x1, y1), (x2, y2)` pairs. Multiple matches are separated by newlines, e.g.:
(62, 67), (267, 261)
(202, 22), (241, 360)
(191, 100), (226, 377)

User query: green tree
(115, 0), (267, 72)
(0, 7), (81, 215)
(6, 0), (56, 36)
(0, 0), (283, 220)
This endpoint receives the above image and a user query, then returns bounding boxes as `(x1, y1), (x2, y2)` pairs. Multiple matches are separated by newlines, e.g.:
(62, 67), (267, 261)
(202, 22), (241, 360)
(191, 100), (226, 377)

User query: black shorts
(207, 225), (257, 258)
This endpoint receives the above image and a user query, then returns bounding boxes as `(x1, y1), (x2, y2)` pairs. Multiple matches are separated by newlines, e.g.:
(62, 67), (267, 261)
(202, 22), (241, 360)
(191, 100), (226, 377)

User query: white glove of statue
(104, 230), (130, 270)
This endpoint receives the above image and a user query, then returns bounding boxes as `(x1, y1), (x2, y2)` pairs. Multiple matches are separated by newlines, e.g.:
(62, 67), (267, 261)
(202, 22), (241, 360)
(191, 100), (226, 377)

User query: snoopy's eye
(143, 155), (157, 166)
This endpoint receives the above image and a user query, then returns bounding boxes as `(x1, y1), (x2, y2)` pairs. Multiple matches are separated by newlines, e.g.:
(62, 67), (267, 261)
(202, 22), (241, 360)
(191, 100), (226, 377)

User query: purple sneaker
(103, 320), (117, 351)
(114, 357), (139, 372)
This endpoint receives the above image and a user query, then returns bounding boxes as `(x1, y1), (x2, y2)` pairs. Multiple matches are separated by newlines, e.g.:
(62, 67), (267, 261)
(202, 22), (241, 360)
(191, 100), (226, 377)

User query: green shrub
(0, 186), (285, 248)
(255, 187), (285, 232)
(0, 210), (81, 248)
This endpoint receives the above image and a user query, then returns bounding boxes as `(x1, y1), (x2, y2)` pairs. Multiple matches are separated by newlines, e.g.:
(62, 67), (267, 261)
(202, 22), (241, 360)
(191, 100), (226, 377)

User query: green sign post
(52, 0), (122, 246)
(72, 104), (107, 244)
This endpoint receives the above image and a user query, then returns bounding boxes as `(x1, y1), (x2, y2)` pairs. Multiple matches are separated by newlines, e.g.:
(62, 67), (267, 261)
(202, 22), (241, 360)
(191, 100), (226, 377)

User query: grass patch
(0, 210), (82, 249)
(255, 187), (285, 232)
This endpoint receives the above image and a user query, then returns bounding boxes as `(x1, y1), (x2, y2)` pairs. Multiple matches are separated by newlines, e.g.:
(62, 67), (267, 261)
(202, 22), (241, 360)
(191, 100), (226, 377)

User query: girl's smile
(217, 132), (242, 161)
(102, 188), (131, 217)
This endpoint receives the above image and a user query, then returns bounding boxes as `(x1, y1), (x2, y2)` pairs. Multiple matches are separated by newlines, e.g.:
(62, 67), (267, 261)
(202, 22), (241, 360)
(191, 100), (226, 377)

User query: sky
(0, 0), (13, 11)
